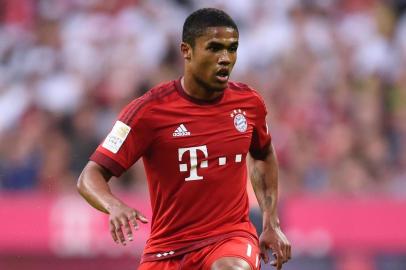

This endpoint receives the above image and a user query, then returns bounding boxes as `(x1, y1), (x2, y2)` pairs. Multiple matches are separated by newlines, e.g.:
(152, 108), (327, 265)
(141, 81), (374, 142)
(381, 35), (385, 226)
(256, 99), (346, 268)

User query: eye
(207, 45), (221, 52)
(228, 45), (238, 53)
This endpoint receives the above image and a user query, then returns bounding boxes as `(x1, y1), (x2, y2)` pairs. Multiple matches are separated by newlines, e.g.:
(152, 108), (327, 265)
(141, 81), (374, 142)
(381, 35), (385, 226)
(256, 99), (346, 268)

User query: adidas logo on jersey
(173, 124), (191, 137)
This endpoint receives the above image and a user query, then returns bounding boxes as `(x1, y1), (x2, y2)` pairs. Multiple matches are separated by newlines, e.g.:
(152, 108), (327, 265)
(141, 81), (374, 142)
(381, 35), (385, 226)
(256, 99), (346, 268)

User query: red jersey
(90, 78), (271, 259)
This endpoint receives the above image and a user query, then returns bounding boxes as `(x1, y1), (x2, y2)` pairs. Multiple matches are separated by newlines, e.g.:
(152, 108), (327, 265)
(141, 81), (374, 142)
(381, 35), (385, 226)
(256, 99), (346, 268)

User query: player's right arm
(77, 97), (153, 246)
(77, 161), (148, 245)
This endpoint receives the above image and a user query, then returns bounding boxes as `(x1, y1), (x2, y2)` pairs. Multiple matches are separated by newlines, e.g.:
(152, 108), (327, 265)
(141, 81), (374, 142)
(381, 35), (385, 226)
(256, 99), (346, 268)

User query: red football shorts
(138, 236), (261, 270)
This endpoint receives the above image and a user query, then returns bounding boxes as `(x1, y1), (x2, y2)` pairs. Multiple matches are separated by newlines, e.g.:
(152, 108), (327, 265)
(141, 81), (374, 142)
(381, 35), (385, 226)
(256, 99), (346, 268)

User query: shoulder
(119, 80), (177, 125)
(139, 80), (177, 107)
(146, 80), (178, 101)
(228, 81), (255, 92)
(227, 81), (266, 107)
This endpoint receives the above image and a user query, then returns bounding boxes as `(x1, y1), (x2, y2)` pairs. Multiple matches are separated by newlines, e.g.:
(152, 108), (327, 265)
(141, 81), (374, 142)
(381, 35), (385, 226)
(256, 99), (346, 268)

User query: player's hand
(259, 227), (291, 269)
(107, 203), (148, 246)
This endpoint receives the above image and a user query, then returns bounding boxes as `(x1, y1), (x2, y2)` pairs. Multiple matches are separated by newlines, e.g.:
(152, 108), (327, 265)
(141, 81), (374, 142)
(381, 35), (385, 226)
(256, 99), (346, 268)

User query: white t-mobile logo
(178, 145), (208, 181)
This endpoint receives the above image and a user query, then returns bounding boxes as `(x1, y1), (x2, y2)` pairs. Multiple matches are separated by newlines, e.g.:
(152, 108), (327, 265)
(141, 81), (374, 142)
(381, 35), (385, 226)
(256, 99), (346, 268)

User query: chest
(146, 103), (254, 167)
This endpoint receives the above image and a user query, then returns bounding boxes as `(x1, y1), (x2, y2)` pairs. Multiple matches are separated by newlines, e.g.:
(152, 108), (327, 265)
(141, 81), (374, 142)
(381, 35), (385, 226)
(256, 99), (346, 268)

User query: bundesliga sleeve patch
(102, 121), (131, 154)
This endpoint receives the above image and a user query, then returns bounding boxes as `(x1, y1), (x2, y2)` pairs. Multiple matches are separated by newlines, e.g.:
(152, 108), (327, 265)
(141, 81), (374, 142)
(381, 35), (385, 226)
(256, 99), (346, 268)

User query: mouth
(215, 68), (230, 83)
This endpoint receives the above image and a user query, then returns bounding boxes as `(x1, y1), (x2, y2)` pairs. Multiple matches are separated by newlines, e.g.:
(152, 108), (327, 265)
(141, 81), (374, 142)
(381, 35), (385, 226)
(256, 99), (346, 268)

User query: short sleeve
(90, 99), (153, 177)
(249, 93), (272, 160)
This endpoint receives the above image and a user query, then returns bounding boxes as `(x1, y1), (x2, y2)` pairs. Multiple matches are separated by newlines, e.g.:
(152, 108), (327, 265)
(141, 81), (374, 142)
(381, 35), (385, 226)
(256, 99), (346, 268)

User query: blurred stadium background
(0, 0), (405, 269)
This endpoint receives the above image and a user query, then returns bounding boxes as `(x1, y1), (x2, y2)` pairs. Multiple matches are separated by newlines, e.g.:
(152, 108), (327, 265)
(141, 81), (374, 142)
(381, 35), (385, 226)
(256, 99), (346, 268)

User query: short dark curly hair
(182, 8), (238, 47)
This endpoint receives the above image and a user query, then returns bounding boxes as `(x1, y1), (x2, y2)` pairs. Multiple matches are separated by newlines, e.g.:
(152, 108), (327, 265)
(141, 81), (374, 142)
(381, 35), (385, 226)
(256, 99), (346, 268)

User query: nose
(218, 50), (231, 66)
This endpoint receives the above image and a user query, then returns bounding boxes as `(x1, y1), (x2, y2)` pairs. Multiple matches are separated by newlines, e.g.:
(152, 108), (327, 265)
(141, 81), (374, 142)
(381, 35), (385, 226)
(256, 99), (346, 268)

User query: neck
(181, 75), (223, 101)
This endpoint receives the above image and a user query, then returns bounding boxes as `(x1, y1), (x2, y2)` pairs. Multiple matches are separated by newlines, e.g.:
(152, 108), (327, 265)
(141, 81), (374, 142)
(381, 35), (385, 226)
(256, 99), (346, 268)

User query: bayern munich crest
(230, 109), (247, 132)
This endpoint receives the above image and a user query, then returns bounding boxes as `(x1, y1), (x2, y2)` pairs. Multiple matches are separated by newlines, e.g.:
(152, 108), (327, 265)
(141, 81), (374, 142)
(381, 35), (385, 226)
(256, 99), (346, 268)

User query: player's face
(188, 27), (239, 91)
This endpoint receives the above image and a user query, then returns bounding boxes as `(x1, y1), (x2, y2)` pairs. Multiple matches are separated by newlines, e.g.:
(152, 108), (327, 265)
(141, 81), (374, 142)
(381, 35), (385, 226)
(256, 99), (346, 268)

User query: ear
(180, 42), (192, 61)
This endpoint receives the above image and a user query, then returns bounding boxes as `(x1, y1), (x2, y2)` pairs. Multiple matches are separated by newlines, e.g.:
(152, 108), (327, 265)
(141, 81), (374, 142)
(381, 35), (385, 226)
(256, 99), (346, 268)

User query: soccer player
(77, 7), (291, 270)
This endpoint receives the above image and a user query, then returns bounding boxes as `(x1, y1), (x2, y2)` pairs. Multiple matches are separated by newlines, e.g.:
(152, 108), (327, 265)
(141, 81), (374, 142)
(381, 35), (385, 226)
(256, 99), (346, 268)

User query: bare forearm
(249, 144), (280, 230)
(77, 161), (124, 214)
(78, 161), (148, 246)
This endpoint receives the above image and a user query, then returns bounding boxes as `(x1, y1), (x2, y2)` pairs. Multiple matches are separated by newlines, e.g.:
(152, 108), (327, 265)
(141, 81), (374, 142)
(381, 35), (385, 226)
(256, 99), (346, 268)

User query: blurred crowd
(0, 0), (405, 198)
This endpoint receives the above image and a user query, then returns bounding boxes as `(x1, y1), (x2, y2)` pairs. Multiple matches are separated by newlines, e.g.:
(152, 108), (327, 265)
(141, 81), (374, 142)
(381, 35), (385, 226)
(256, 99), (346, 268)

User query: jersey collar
(175, 77), (225, 105)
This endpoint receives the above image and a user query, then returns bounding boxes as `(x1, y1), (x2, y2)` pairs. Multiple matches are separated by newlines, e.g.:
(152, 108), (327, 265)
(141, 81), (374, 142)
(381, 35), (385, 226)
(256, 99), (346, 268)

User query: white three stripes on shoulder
(246, 243), (252, 257)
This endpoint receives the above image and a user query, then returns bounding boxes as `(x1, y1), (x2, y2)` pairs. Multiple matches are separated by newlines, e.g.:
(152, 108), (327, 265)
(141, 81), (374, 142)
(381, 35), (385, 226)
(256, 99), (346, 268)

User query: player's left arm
(248, 143), (291, 270)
